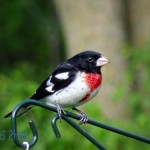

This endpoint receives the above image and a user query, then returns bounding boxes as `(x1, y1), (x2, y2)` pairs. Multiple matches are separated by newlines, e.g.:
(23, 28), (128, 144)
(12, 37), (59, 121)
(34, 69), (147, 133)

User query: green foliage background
(0, 1), (150, 150)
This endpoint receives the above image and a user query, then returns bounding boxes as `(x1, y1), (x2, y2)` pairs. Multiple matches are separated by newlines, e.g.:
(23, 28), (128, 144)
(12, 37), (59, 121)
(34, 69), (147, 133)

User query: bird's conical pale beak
(96, 55), (110, 67)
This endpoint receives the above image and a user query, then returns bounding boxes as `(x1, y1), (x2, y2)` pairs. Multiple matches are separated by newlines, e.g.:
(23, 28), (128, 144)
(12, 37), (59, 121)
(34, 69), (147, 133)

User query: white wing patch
(46, 76), (55, 92)
(46, 76), (52, 86)
(55, 72), (69, 80)
(46, 86), (54, 92)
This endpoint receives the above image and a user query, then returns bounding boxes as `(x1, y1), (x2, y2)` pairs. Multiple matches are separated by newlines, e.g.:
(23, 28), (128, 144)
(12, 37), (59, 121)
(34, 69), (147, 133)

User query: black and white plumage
(5, 50), (109, 123)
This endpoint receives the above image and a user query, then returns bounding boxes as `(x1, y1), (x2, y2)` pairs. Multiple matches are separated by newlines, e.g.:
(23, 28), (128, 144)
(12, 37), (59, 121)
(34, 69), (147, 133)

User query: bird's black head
(67, 50), (109, 73)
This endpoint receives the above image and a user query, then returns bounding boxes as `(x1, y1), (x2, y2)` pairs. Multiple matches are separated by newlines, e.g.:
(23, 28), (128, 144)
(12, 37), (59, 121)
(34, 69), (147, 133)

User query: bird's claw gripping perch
(72, 107), (88, 125)
(79, 113), (88, 125)
(56, 104), (88, 124)
(56, 104), (66, 122)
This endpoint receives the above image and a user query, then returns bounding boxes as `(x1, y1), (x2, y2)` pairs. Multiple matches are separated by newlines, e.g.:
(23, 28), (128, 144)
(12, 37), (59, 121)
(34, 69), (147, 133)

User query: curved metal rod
(11, 103), (38, 149)
(51, 114), (106, 150)
(51, 115), (61, 138)
(11, 99), (150, 149)
(11, 99), (59, 149)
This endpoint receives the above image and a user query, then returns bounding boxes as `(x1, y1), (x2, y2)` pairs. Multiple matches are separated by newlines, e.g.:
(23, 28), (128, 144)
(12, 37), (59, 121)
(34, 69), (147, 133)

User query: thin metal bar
(51, 115), (61, 138)
(64, 111), (150, 144)
(51, 114), (106, 150)
(88, 119), (150, 144)
(62, 115), (106, 150)
(10, 99), (150, 149)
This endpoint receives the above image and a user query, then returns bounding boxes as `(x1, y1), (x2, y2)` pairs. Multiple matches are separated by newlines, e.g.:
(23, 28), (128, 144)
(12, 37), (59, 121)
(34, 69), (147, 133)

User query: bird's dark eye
(88, 57), (94, 62)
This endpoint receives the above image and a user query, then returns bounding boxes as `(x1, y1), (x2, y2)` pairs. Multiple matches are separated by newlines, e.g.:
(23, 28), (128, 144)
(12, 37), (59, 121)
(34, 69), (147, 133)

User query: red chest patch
(80, 73), (102, 103)
(84, 73), (102, 92)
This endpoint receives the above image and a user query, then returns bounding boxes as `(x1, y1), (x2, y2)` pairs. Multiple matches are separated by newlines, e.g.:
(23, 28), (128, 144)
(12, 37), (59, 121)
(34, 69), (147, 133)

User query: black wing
(30, 76), (51, 100)
(30, 63), (77, 100)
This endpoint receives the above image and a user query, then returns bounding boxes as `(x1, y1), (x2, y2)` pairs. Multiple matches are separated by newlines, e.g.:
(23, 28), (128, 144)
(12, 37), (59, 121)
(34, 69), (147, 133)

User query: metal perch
(11, 99), (150, 149)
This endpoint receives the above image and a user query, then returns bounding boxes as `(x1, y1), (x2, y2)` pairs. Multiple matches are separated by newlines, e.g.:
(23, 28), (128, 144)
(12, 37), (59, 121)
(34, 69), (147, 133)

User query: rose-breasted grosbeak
(5, 50), (109, 124)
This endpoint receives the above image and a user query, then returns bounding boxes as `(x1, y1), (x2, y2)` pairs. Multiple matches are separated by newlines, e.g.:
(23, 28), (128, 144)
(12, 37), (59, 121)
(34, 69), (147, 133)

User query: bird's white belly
(46, 72), (90, 107)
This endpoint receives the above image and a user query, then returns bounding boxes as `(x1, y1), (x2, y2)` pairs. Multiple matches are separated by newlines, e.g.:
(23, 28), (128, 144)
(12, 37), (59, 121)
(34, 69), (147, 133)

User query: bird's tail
(4, 106), (32, 118)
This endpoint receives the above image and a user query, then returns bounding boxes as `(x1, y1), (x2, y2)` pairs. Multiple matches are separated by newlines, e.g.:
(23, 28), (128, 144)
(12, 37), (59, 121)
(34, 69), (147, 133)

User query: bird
(4, 50), (109, 124)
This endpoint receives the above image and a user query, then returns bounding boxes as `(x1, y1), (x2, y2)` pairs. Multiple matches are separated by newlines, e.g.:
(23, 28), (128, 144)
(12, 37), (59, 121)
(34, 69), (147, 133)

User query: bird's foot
(72, 107), (88, 125)
(56, 104), (66, 122)
(79, 113), (88, 125)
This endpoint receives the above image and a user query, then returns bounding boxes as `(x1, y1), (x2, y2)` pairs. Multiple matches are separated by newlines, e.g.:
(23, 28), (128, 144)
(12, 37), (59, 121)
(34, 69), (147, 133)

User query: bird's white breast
(46, 72), (91, 107)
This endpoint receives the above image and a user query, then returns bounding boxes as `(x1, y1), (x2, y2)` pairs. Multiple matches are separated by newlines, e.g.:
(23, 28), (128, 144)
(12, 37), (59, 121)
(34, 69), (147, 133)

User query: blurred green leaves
(0, 0), (65, 68)
(124, 42), (150, 116)
(0, 0), (150, 149)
